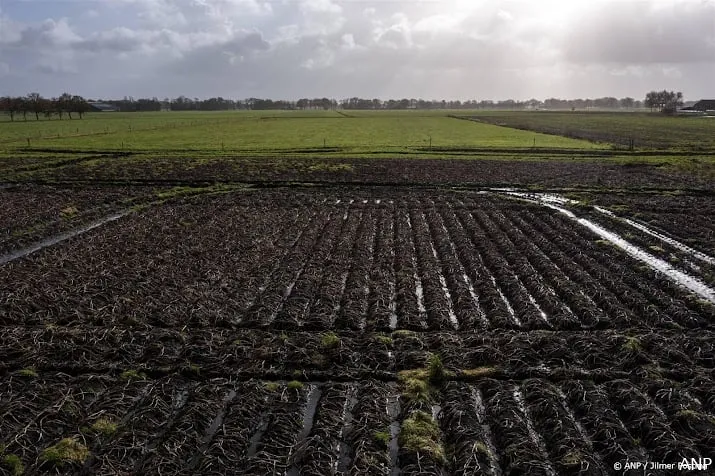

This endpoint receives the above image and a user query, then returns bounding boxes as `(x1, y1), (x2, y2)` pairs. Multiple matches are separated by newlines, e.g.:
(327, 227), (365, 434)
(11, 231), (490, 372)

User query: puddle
(388, 218), (399, 330)
(246, 413), (271, 457)
(555, 387), (605, 469)
(575, 213), (715, 304)
(118, 383), (156, 427)
(282, 385), (323, 476)
(500, 190), (577, 206)
(270, 213), (338, 324)
(471, 387), (501, 476)
(555, 400), (585, 442)
(138, 385), (191, 468)
(0, 211), (129, 266)
(360, 283), (370, 330)
(599, 209), (715, 265)
(424, 218), (458, 329)
(406, 214), (427, 321)
(270, 280), (297, 323)
(436, 207), (487, 326)
(388, 277), (398, 330)
(188, 389), (237, 471)
(513, 388), (556, 476)
(414, 280), (427, 317)
(526, 293), (549, 324)
(243, 211), (318, 316)
(203, 389), (237, 441)
(360, 221), (378, 330)
(428, 239), (458, 328)
(299, 385), (322, 439)
(334, 270), (350, 320)
(491, 276), (522, 326)
(387, 394), (401, 476)
(463, 273), (489, 326)
(438, 273), (459, 329)
(501, 193), (715, 305)
(389, 292), (398, 329)
(336, 386), (358, 473)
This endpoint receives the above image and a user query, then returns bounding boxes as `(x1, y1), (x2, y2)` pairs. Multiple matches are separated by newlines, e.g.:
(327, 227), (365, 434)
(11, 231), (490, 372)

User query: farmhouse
(87, 102), (119, 112)
(682, 99), (715, 112)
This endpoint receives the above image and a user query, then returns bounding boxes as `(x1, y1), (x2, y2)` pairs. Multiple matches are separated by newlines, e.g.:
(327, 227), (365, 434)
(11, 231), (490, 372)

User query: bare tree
(72, 96), (90, 119)
(26, 92), (46, 120)
(59, 93), (74, 119)
(0, 97), (19, 121)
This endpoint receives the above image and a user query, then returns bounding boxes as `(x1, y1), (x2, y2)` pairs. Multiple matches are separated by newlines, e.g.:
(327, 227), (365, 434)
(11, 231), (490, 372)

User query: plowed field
(2, 186), (714, 475)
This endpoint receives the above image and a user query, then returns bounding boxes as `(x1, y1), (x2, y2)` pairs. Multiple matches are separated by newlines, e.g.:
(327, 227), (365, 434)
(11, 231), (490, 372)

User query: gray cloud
(77, 27), (146, 53)
(7, 18), (81, 49)
(563, 2), (715, 64)
(166, 30), (271, 75)
(2, 0), (715, 99)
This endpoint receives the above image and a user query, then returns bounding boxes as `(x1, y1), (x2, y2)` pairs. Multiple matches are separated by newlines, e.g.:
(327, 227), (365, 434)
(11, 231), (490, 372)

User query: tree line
(0, 93), (91, 121)
(0, 92), (684, 117)
(87, 95), (650, 111)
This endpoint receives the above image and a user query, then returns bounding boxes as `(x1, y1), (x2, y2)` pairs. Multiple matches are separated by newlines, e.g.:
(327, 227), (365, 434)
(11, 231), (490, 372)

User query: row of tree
(91, 96), (651, 111)
(0, 93), (91, 121)
(340, 97), (648, 110)
(644, 90), (684, 114)
(92, 96), (318, 112)
(0, 92), (684, 117)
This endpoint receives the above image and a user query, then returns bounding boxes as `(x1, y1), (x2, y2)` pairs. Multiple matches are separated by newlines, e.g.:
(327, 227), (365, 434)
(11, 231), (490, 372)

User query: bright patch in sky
(0, 0), (713, 99)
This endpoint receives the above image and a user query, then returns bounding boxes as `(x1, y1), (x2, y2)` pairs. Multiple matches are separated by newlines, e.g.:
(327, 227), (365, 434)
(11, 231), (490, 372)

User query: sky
(0, 0), (714, 100)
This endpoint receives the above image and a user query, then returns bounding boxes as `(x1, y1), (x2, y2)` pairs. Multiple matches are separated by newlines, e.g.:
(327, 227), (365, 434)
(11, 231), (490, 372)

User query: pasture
(0, 110), (602, 154)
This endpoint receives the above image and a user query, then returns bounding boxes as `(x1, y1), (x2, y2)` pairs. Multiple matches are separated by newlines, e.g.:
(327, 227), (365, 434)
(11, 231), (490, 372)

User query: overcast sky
(1, 0), (714, 100)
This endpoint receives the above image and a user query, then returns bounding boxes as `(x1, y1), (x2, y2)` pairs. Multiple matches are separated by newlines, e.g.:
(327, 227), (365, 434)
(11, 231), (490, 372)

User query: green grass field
(2, 109), (714, 184)
(0, 110), (602, 155)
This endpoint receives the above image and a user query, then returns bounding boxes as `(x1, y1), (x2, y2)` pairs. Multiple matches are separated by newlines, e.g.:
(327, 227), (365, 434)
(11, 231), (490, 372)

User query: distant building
(88, 102), (119, 112)
(682, 100), (715, 112)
